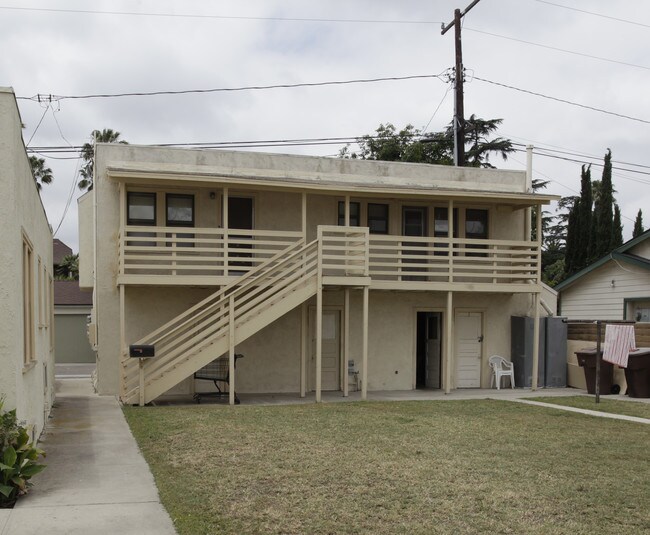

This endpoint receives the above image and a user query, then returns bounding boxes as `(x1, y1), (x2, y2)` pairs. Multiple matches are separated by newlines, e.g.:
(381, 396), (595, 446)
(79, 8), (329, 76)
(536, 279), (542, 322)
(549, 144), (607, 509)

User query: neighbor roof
(54, 280), (92, 306)
(555, 229), (650, 292)
(53, 239), (73, 266)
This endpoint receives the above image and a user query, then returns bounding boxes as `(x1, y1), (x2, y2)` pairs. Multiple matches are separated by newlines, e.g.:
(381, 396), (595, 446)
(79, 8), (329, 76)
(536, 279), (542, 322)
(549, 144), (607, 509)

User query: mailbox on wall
(129, 345), (155, 358)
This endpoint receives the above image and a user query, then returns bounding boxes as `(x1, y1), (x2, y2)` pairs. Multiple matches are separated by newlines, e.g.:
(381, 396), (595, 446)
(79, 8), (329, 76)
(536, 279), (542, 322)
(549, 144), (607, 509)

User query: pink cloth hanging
(602, 324), (636, 368)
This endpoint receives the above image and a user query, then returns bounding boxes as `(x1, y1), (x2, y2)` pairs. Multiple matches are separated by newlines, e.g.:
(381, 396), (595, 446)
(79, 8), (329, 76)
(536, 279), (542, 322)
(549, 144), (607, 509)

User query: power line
(533, 0), (650, 29)
(25, 104), (50, 146)
(24, 135), (650, 176)
(18, 73), (446, 102)
(473, 76), (650, 125)
(464, 26), (650, 72)
(517, 148), (650, 180)
(0, 5), (442, 25)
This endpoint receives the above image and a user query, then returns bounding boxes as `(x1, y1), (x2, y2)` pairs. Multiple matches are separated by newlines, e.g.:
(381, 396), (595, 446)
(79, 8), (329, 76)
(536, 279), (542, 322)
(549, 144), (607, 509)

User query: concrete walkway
(0, 379), (176, 535)
(511, 398), (650, 424)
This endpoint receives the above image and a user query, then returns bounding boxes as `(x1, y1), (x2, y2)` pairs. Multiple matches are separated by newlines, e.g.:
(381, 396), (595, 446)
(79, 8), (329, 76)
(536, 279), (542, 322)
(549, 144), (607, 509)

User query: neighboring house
(54, 277), (94, 364)
(0, 87), (55, 438)
(79, 143), (557, 405)
(556, 230), (650, 389)
(53, 238), (73, 270)
(556, 230), (650, 321)
(53, 239), (94, 364)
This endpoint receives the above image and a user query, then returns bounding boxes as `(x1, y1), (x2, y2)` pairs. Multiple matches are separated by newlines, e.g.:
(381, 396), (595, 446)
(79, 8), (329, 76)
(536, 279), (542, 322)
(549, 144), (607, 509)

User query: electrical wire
(533, 0), (650, 29)
(25, 104), (50, 146)
(18, 74), (446, 102)
(464, 27), (650, 71)
(473, 76), (650, 125)
(421, 85), (452, 134)
(0, 5), (443, 25)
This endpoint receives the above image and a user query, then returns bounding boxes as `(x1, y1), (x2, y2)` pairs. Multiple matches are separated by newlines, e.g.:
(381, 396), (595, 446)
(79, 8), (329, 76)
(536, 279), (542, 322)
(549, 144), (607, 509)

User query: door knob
(478, 335), (484, 342)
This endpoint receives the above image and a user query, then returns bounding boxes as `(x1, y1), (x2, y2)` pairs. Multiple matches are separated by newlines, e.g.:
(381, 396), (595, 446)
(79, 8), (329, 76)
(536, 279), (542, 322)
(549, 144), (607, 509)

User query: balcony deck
(117, 225), (541, 292)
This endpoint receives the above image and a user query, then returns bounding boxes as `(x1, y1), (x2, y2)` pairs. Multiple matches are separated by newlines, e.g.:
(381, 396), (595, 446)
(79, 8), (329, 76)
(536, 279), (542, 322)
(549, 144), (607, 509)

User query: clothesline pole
(595, 321), (602, 404)
(563, 319), (635, 406)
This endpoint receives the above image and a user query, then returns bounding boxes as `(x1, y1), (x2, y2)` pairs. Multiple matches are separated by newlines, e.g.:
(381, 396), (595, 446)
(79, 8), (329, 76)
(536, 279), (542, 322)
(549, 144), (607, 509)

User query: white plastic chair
(489, 355), (515, 390)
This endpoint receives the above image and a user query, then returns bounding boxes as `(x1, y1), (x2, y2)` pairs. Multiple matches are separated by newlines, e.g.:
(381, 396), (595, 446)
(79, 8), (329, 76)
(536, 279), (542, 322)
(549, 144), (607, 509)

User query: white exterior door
(309, 309), (341, 391)
(455, 312), (482, 388)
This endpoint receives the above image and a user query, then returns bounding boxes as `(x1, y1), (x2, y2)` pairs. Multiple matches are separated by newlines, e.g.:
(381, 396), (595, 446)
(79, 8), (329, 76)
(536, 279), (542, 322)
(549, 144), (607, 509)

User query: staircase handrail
(132, 238), (307, 347)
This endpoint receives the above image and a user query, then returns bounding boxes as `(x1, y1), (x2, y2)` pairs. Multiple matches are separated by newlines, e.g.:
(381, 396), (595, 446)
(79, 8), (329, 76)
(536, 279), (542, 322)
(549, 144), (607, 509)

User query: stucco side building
(79, 143), (557, 405)
(0, 87), (55, 437)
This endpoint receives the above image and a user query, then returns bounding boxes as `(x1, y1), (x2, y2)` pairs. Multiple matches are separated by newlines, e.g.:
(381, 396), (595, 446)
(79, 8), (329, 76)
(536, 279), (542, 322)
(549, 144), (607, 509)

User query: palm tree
(78, 128), (128, 191)
(28, 156), (53, 191)
(55, 254), (79, 280)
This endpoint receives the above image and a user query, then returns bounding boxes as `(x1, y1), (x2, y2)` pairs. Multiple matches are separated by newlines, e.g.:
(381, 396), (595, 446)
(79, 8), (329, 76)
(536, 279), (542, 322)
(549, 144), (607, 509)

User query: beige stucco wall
(78, 191), (94, 290)
(0, 88), (55, 438)
(89, 143), (548, 397)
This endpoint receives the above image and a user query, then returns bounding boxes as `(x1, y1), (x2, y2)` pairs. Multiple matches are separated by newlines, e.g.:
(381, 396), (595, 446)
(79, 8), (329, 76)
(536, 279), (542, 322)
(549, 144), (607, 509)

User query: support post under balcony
(300, 302), (307, 398)
(343, 288), (350, 397)
(361, 286), (369, 400)
(229, 295), (236, 405)
(445, 291), (453, 394)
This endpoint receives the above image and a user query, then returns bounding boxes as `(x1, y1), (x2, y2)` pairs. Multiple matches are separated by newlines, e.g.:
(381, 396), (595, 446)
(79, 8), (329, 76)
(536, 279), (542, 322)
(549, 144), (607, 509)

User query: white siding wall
(560, 260), (650, 320)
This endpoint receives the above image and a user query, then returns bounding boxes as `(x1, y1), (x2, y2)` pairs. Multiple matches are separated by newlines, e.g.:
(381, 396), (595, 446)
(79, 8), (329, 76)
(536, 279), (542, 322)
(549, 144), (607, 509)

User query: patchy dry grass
(527, 395), (650, 420)
(124, 400), (649, 535)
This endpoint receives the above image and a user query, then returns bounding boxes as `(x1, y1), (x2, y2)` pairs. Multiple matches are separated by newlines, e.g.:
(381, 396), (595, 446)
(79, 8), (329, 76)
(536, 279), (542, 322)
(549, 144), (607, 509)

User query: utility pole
(441, 0), (482, 167)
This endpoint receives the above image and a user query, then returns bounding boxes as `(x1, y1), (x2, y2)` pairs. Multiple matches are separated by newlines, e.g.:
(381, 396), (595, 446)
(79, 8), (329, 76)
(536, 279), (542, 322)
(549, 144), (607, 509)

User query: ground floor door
(455, 312), (483, 388)
(416, 312), (442, 389)
(309, 308), (341, 391)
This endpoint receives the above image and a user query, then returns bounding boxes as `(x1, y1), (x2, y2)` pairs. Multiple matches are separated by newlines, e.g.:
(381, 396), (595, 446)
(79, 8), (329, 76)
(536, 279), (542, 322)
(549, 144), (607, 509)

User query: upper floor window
(127, 192), (156, 226)
(338, 201), (360, 227)
(433, 207), (459, 238)
(166, 194), (194, 227)
(465, 209), (488, 240)
(368, 203), (389, 234)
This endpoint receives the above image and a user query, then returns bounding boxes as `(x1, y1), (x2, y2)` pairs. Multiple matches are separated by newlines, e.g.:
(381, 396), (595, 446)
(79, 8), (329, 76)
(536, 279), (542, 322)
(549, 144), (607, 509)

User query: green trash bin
(576, 349), (614, 395)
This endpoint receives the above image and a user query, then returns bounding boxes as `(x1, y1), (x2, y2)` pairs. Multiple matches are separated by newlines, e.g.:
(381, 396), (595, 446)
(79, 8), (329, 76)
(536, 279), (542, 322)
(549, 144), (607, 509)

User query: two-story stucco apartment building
(0, 87), (55, 437)
(79, 143), (557, 405)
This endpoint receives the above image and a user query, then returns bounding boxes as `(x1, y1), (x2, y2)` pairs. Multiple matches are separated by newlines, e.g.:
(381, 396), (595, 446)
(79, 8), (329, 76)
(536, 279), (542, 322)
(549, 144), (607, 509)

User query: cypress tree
(565, 200), (579, 276)
(592, 149), (614, 260)
(633, 209), (644, 238)
(575, 165), (593, 271)
(613, 204), (623, 248)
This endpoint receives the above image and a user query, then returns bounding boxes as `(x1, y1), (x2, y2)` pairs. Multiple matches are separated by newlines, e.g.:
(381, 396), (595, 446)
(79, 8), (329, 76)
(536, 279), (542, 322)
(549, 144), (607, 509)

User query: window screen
(368, 203), (389, 234)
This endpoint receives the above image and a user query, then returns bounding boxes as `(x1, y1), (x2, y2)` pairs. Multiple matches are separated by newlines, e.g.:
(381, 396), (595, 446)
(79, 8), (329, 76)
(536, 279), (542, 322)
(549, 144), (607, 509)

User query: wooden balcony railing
(368, 235), (539, 286)
(118, 226), (303, 279)
(118, 225), (539, 288)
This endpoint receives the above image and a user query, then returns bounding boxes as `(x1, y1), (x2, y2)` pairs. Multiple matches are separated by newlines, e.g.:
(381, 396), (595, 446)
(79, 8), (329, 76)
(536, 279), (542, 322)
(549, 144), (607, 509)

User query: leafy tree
(55, 253), (79, 281)
(28, 156), (53, 191)
(446, 115), (514, 168)
(633, 209), (644, 238)
(340, 115), (514, 168)
(78, 129), (128, 191)
(591, 149), (614, 261)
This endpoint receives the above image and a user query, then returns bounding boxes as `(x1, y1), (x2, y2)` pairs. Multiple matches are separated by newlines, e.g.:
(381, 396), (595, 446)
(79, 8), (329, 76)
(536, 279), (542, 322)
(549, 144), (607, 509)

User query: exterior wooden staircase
(120, 226), (369, 405)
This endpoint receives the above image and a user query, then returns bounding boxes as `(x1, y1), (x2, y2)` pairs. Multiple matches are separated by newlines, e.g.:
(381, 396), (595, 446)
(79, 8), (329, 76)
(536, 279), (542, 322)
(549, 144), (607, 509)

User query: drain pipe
(525, 145), (533, 241)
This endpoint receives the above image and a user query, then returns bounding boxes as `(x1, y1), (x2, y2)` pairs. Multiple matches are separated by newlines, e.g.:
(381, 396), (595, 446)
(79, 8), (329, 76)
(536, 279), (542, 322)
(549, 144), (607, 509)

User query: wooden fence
(567, 322), (650, 346)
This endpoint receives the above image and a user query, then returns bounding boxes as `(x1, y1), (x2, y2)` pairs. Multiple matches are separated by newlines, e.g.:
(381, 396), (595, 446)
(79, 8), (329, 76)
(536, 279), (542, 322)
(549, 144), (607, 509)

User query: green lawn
(526, 395), (650, 420)
(124, 400), (650, 535)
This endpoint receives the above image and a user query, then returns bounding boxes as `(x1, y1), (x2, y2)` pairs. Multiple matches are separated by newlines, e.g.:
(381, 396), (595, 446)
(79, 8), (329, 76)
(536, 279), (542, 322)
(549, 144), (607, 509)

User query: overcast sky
(2, 0), (649, 251)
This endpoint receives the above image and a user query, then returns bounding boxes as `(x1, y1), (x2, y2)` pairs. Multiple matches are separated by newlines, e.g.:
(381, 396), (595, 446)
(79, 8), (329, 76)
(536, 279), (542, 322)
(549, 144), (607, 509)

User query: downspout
(524, 145), (533, 241)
